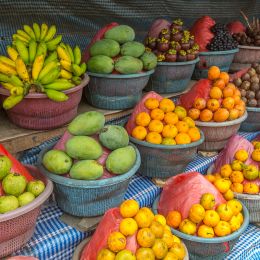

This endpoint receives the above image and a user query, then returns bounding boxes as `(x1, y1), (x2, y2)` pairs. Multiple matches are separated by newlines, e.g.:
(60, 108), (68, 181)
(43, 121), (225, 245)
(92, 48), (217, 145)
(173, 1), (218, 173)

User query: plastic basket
(152, 195), (249, 260)
(85, 70), (154, 110)
(195, 111), (248, 152)
(145, 58), (199, 94)
(37, 141), (141, 217)
(193, 49), (239, 80)
(129, 130), (204, 179)
(0, 75), (89, 130)
(0, 165), (53, 258)
(240, 107), (260, 132)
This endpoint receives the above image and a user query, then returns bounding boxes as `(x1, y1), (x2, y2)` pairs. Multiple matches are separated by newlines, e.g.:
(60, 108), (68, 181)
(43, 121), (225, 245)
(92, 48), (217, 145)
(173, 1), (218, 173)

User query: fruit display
(145, 19), (199, 62)
(0, 155), (45, 214)
(0, 23), (87, 109)
(166, 193), (244, 238)
(96, 199), (187, 259)
(42, 111), (137, 180)
(87, 24), (157, 74)
(131, 97), (201, 145)
(187, 66), (246, 122)
(233, 63), (260, 107)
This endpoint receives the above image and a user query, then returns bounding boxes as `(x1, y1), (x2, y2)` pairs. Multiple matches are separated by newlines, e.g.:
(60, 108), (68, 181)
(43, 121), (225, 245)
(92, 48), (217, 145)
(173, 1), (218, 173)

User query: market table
(12, 131), (260, 260)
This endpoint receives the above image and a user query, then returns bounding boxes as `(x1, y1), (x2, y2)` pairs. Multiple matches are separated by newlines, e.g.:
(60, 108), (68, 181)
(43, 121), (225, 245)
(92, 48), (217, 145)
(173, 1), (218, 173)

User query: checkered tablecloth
(14, 131), (260, 260)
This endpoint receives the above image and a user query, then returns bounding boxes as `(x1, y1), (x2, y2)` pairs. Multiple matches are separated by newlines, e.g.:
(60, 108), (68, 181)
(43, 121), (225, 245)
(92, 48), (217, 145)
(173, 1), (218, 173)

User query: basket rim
(152, 195), (249, 243)
(37, 141), (141, 188)
(199, 49), (239, 55)
(238, 45), (260, 50)
(195, 111), (247, 127)
(157, 57), (200, 66)
(0, 74), (90, 98)
(87, 69), (154, 78)
(0, 165), (53, 222)
(246, 106), (260, 112)
(129, 130), (204, 149)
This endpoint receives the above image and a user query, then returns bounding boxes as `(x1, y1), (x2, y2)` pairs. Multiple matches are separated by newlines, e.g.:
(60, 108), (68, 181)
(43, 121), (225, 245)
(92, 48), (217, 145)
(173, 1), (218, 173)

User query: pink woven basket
(0, 75), (89, 130)
(0, 165), (53, 258)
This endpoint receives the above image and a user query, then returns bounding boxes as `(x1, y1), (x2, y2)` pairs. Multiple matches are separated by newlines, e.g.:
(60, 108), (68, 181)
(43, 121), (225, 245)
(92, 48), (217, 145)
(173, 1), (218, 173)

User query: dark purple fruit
(256, 65), (260, 74)
(181, 42), (190, 50)
(248, 68), (256, 77)
(159, 29), (171, 41)
(241, 73), (250, 81)
(170, 19), (183, 31)
(240, 89), (247, 97)
(250, 82), (260, 91)
(171, 32), (183, 42)
(234, 78), (242, 87)
(241, 81), (251, 90)
(165, 54), (177, 62)
(177, 50), (187, 62)
(251, 62), (258, 68)
(186, 50), (195, 61)
(256, 90), (260, 99)
(257, 99), (260, 107)
(250, 75), (260, 84)
(157, 41), (170, 52)
(246, 90), (256, 99)
(170, 41), (181, 51)
(248, 98), (257, 107)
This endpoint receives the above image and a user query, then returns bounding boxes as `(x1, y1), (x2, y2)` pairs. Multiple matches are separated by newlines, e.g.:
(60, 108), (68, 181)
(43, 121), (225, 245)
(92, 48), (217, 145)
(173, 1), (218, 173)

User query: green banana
(59, 42), (67, 50)
(33, 23), (41, 41)
(45, 89), (68, 102)
(73, 45), (81, 65)
(60, 69), (72, 79)
(9, 75), (24, 87)
(44, 79), (75, 90)
(12, 34), (29, 44)
(36, 42), (47, 58)
(3, 95), (23, 110)
(15, 39), (29, 64)
(44, 25), (56, 42)
(17, 29), (31, 41)
(80, 62), (87, 75)
(23, 25), (36, 40)
(46, 35), (62, 51)
(0, 73), (11, 83)
(72, 76), (81, 85)
(38, 61), (59, 81)
(29, 40), (37, 64)
(40, 68), (60, 85)
(72, 64), (82, 76)
(10, 86), (24, 96)
(66, 44), (75, 63)
(40, 23), (48, 41)
(43, 51), (58, 66)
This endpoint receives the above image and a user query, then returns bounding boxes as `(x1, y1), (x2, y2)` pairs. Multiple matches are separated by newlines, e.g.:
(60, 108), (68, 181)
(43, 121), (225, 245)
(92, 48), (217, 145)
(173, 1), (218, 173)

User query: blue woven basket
(37, 142), (141, 217)
(145, 58), (199, 94)
(193, 49), (239, 80)
(85, 70), (154, 110)
(129, 131), (204, 179)
(152, 196), (249, 260)
(240, 107), (260, 132)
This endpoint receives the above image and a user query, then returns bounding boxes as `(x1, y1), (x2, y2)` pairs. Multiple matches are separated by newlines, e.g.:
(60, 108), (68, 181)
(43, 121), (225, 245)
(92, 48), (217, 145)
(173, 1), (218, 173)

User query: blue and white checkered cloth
(14, 131), (260, 260)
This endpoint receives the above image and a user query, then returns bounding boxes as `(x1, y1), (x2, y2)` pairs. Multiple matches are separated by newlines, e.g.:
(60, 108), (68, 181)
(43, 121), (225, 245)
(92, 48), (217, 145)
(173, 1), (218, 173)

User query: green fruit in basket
(0, 195), (19, 213)
(90, 39), (120, 58)
(44, 79), (75, 91)
(27, 180), (45, 196)
(18, 191), (35, 207)
(42, 150), (72, 174)
(140, 51), (157, 71)
(2, 173), (27, 196)
(68, 111), (105, 136)
(106, 146), (136, 174)
(120, 41), (145, 58)
(115, 56), (143, 74)
(45, 89), (69, 102)
(70, 160), (103, 180)
(65, 136), (103, 160)
(243, 165), (259, 180)
(73, 45), (82, 65)
(99, 125), (129, 150)
(87, 55), (114, 74)
(0, 156), (12, 180)
(104, 25), (135, 44)
(46, 35), (63, 51)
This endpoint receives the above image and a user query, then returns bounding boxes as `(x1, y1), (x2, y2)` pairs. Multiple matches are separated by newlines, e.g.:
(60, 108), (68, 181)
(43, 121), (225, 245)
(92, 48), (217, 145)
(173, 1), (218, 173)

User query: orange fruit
(220, 164), (232, 178)
(145, 98), (159, 110)
(197, 225), (215, 238)
(219, 71), (230, 84)
(228, 109), (239, 120)
(203, 210), (220, 227)
(234, 149), (248, 162)
(237, 212), (244, 225)
(135, 210), (153, 228)
(199, 109), (213, 122)
(188, 204), (206, 223)
(207, 98), (220, 112)
(193, 98), (206, 110)
(169, 242), (186, 259)
(210, 86), (223, 99)
(208, 66), (220, 80)
(174, 106), (187, 119)
(231, 183), (244, 193)
(162, 231), (175, 248)
(150, 221), (164, 238)
(223, 189), (234, 201)
(214, 173), (222, 179)
(146, 132), (162, 144)
(188, 127), (201, 142)
(137, 228), (156, 247)
(214, 221), (231, 237)
(115, 250), (135, 259)
(162, 138), (176, 145)
(163, 252), (179, 260)
(243, 183), (259, 194)
(233, 95), (241, 105)
(234, 88), (241, 97)
(175, 121), (189, 133)
(159, 98), (175, 112)
(200, 193), (215, 210)
(166, 210), (182, 228)
(107, 231), (126, 252)
(162, 124), (178, 138)
(152, 239), (168, 259)
(135, 112), (151, 126)
(227, 199), (243, 215)
(119, 218), (138, 236)
(140, 207), (155, 221)
(183, 116), (195, 127)
(148, 120), (164, 133)
(226, 83), (236, 91)
(132, 126), (147, 140)
(223, 86), (234, 98)
(231, 160), (244, 171)
(230, 171), (244, 183)
(213, 78), (226, 90)
(154, 214), (167, 226)
(97, 249), (116, 260)
(179, 219), (196, 235)
(120, 200), (139, 218)
(229, 215), (241, 232)
(150, 108), (165, 120)
(251, 149), (260, 162)
(234, 104), (245, 117)
(213, 108), (229, 122)
(164, 112), (179, 125)
(135, 248), (155, 260)
(175, 133), (191, 145)
(171, 234), (181, 244)
(216, 203), (233, 221)
(214, 178), (231, 193)
(205, 174), (216, 183)
(222, 97), (235, 110)
(188, 108), (200, 120)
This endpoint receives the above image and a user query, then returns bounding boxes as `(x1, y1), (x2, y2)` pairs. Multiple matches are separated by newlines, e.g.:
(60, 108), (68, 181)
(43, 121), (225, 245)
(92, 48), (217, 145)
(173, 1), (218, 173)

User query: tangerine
(229, 215), (241, 232)
(226, 83), (236, 91)
(162, 138), (176, 145)
(230, 183), (243, 193)
(200, 193), (215, 210)
(199, 109), (213, 122)
(188, 108), (200, 120)
(213, 108), (229, 122)
(203, 210), (220, 227)
(234, 88), (241, 97)
(154, 214), (167, 226)
(162, 125), (178, 138)
(159, 98), (175, 112)
(222, 97), (235, 110)
(208, 66), (220, 80)
(234, 104), (245, 117)
(233, 95), (241, 105)
(183, 116), (195, 127)
(214, 178), (231, 193)
(207, 98), (220, 112)
(145, 98), (159, 110)
(205, 175), (216, 183)
(193, 98), (206, 110)
(150, 108), (165, 120)
(231, 160), (244, 171)
(223, 189), (234, 201)
(179, 219), (197, 235)
(219, 71), (230, 84)
(166, 210), (182, 228)
(107, 232), (126, 252)
(120, 199), (140, 218)
(115, 250), (135, 259)
(162, 231), (175, 248)
(220, 164), (232, 178)
(210, 86), (223, 99)
(163, 252), (179, 260)
(175, 121), (189, 133)
(251, 149), (260, 162)
(197, 225), (215, 238)
(234, 149), (248, 162)
(216, 203), (233, 221)
(146, 132), (162, 144)
(188, 127), (201, 142)
(97, 249), (116, 260)
(228, 109), (239, 120)
(174, 106), (187, 119)
(214, 221), (231, 237)
(136, 248), (155, 260)
(152, 239), (168, 259)
(223, 86), (234, 98)
(227, 199), (243, 215)
(164, 112), (179, 125)
(135, 210), (153, 228)
(150, 221), (164, 238)
(243, 183), (259, 194)
(169, 242), (186, 259)
(237, 212), (244, 224)
(132, 126), (147, 140)
(175, 133), (191, 145)
(188, 204), (206, 223)
(137, 228), (156, 247)
(119, 218), (138, 236)
(213, 78), (226, 90)
(135, 112), (151, 126)
(230, 171), (244, 183)
(148, 120), (164, 133)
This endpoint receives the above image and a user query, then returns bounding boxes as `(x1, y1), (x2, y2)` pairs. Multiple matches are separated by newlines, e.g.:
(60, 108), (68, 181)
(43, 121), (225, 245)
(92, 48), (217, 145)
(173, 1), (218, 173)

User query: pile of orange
(131, 97), (201, 145)
(206, 146), (260, 195)
(97, 199), (186, 260)
(166, 193), (244, 238)
(188, 66), (246, 122)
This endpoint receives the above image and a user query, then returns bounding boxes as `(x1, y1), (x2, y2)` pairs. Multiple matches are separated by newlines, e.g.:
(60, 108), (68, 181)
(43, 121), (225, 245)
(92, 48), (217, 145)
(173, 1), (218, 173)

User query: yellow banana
(16, 39), (29, 64)
(33, 23), (41, 41)
(73, 45), (81, 65)
(0, 56), (16, 68)
(15, 57), (29, 82)
(44, 25), (56, 41)
(38, 61), (59, 81)
(23, 25), (36, 40)
(10, 86), (24, 96)
(12, 34), (29, 44)
(7, 46), (18, 61)
(0, 62), (17, 76)
(60, 59), (72, 72)
(1, 82), (14, 90)
(40, 23), (48, 41)
(17, 29), (31, 41)
(32, 54), (45, 81)
(57, 46), (71, 62)
(60, 69), (72, 79)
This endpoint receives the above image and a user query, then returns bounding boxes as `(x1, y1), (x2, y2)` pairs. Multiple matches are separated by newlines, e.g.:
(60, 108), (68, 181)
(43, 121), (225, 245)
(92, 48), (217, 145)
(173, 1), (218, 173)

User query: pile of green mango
(87, 25), (157, 74)
(42, 111), (137, 180)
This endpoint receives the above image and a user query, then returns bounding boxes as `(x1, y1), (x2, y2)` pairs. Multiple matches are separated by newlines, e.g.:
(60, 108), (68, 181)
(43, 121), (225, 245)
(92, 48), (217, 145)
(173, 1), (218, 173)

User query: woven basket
(0, 165), (53, 258)
(85, 70), (154, 110)
(129, 130), (204, 179)
(152, 196), (249, 260)
(37, 142), (141, 217)
(145, 58), (199, 94)
(193, 49), (239, 80)
(240, 107), (260, 132)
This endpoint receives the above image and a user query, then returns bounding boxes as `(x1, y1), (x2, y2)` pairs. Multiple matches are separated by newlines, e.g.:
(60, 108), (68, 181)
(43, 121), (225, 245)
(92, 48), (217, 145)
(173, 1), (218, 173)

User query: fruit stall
(0, 1), (260, 260)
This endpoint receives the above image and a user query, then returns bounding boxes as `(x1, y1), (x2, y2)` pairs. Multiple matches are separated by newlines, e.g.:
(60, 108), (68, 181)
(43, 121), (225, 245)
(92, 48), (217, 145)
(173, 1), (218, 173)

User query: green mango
(115, 56), (143, 74)
(87, 55), (114, 74)
(0, 155), (12, 180)
(140, 51), (158, 70)
(90, 39), (120, 57)
(120, 41), (145, 58)
(104, 25), (135, 44)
